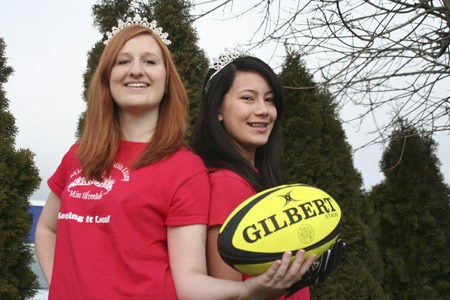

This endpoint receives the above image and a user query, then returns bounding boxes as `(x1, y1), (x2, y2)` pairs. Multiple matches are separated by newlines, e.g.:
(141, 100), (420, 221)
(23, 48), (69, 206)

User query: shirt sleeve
(208, 170), (255, 227)
(48, 144), (78, 197)
(166, 163), (211, 226)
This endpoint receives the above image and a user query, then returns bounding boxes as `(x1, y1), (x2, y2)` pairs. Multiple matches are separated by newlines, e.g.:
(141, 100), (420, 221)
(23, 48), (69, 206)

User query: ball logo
(280, 191), (300, 205)
(298, 224), (315, 244)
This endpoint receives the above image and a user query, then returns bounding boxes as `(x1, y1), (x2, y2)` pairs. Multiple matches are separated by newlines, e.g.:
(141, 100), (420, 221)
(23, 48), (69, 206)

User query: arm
(207, 225), (242, 281)
(168, 224), (316, 300)
(35, 191), (60, 284)
(207, 173), (256, 281)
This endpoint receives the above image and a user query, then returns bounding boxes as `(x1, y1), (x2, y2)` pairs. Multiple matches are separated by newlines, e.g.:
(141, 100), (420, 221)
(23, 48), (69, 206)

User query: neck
(236, 145), (256, 167)
(119, 110), (158, 142)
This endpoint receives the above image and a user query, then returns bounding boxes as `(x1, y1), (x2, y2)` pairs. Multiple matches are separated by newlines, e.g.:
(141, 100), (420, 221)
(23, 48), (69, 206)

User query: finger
(262, 258), (283, 280)
(274, 251), (293, 278)
(292, 249), (305, 266)
(263, 251), (293, 286)
(299, 253), (316, 276)
(257, 252), (292, 286)
(288, 249), (305, 275)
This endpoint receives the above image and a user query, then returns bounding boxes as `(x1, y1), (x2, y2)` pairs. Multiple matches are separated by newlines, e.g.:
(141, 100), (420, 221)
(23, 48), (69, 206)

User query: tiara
(210, 46), (250, 71)
(205, 47), (250, 90)
(104, 15), (171, 46)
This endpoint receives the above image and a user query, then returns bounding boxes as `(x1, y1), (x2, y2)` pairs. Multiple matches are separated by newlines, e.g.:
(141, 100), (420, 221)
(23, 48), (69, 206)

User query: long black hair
(190, 56), (284, 192)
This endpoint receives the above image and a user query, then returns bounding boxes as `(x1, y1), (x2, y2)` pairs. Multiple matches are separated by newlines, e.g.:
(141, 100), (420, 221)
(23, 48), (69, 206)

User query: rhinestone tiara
(210, 46), (249, 71)
(205, 46), (250, 90)
(104, 15), (171, 46)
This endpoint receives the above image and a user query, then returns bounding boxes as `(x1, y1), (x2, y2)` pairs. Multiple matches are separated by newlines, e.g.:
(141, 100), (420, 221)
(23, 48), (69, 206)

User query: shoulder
(208, 168), (256, 226)
(209, 168), (254, 193)
(59, 143), (80, 163)
(167, 147), (205, 167)
(66, 142), (79, 154)
(157, 147), (207, 178)
(209, 168), (247, 182)
(48, 143), (80, 192)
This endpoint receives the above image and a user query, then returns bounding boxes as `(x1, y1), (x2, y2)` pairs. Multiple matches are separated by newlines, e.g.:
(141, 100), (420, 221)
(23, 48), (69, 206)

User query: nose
(129, 60), (143, 78)
(254, 99), (269, 116)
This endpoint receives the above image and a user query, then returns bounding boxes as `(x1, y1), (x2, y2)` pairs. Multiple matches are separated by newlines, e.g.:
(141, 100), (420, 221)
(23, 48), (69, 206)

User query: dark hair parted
(190, 56), (284, 192)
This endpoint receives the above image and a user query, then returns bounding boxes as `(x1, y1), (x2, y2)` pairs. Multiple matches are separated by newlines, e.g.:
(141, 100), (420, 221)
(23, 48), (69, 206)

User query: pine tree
(279, 50), (388, 299)
(76, 0), (208, 137)
(0, 38), (41, 299)
(369, 120), (450, 299)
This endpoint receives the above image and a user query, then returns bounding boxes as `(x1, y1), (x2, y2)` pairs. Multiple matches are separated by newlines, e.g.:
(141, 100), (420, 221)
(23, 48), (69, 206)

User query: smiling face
(109, 34), (167, 118)
(219, 71), (277, 164)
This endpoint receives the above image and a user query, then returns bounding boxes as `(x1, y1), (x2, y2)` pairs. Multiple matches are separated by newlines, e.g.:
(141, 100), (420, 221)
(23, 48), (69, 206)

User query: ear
(218, 111), (223, 121)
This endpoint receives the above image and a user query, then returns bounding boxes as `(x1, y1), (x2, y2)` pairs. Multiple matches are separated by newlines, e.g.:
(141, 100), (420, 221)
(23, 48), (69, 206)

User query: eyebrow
(238, 89), (273, 95)
(116, 52), (163, 62)
(117, 51), (159, 56)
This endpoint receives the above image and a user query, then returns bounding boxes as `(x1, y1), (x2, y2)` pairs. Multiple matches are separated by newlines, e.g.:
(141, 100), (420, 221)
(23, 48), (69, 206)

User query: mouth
(248, 122), (268, 128)
(124, 82), (150, 88)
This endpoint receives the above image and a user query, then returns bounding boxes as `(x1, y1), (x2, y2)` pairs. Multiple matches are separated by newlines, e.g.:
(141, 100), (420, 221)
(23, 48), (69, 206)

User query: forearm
(34, 192), (60, 285)
(174, 260), (289, 300)
(176, 272), (282, 300)
(35, 225), (56, 284)
(176, 274), (249, 300)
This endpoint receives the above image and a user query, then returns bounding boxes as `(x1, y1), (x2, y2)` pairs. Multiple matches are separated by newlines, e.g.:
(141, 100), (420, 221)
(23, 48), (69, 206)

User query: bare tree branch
(192, 0), (450, 146)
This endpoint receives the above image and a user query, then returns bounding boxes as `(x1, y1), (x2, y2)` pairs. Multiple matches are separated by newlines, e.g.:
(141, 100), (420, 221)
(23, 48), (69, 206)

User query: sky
(1, 0), (449, 201)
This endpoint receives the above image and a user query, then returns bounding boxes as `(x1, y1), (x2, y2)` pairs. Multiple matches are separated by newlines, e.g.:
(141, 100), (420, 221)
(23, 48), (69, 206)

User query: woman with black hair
(191, 49), (311, 299)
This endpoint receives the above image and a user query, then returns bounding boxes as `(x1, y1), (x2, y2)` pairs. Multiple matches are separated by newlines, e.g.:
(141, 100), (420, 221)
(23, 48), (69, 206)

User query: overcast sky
(1, 0), (449, 201)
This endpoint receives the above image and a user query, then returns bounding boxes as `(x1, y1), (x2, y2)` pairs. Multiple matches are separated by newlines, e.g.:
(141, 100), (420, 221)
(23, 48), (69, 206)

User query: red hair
(77, 25), (187, 181)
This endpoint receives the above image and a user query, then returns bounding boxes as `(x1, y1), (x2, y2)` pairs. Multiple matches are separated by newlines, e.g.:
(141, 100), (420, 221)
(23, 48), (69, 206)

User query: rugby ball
(218, 184), (343, 275)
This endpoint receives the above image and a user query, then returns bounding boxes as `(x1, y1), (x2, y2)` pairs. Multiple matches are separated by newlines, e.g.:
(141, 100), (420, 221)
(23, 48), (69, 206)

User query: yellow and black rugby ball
(218, 184), (343, 275)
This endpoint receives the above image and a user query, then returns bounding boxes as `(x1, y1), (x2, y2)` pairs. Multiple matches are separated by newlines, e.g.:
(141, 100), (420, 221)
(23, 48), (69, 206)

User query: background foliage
(0, 38), (41, 300)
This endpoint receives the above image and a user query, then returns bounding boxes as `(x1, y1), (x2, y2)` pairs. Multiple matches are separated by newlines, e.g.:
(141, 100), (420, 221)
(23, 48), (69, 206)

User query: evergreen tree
(278, 50), (387, 299)
(369, 120), (450, 299)
(0, 38), (41, 299)
(77, 0), (208, 137)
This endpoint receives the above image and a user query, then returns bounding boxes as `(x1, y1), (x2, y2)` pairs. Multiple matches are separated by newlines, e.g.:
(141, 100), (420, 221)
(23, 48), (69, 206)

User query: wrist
(241, 277), (285, 300)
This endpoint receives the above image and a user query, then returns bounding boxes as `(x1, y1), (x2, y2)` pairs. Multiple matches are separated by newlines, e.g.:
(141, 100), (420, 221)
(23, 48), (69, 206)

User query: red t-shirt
(48, 141), (210, 299)
(209, 169), (310, 300)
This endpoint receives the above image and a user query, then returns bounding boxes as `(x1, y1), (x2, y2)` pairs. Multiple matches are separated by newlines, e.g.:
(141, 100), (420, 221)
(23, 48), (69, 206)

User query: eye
(265, 96), (274, 103)
(144, 59), (156, 65)
(117, 59), (130, 65)
(241, 96), (254, 101)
